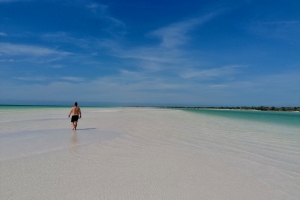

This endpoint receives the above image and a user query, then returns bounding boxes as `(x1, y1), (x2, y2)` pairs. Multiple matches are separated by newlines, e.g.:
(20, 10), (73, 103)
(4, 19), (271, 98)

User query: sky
(0, 0), (300, 106)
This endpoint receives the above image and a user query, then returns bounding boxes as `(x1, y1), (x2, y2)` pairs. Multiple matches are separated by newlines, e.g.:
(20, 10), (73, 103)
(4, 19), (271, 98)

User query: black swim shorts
(71, 115), (79, 122)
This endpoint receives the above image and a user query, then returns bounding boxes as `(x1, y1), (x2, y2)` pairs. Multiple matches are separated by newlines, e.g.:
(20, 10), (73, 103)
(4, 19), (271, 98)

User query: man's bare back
(70, 106), (81, 116)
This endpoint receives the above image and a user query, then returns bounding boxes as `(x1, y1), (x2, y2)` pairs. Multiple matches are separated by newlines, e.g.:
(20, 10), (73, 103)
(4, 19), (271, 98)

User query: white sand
(1, 108), (299, 200)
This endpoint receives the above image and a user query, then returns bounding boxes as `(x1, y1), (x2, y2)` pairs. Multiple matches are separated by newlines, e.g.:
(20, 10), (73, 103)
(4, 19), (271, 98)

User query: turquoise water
(183, 109), (300, 128)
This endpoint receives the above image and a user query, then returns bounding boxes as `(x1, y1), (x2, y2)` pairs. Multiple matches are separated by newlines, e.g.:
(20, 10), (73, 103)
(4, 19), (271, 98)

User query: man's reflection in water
(69, 130), (79, 152)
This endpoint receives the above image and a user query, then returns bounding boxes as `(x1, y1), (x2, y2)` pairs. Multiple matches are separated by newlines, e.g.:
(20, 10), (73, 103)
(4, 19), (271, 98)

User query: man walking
(68, 102), (82, 130)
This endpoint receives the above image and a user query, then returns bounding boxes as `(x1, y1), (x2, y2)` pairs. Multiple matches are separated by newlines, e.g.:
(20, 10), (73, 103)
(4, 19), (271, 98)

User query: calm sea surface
(183, 109), (300, 128)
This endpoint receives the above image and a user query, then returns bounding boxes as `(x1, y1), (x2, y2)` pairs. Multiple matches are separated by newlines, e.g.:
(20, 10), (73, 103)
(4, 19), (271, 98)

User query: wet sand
(1, 107), (299, 200)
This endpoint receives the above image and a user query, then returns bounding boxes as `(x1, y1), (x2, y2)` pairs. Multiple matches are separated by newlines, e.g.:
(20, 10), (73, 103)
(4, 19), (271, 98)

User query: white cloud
(209, 84), (228, 88)
(52, 64), (64, 68)
(41, 31), (124, 53)
(0, 58), (14, 62)
(14, 76), (85, 82)
(0, 0), (18, 2)
(100, 12), (224, 74)
(41, 32), (93, 50)
(15, 76), (49, 81)
(60, 77), (85, 82)
(86, 2), (107, 12)
(42, 32), (68, 39)
(0, 0), (31, 3)
(36, 11), (222, 79)
(2, 70), (299, 106)
(84, 2), (126, 36)
(117, 47), (183, 64)
(106, 16), (126, 28)
(97, 39), (122, 53)
(181, 65), (245, 79)
(0, 32), (7, 36)
(0, 43), (71, 57)
(150, 12), (221, 48)
(86, 3), (99, 9)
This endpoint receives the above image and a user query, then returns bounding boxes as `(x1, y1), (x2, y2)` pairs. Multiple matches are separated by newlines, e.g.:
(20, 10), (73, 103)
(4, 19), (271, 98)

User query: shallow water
(183, 109), (300, 128)
(1, 129), (120, 161)
(179, 109), (300, 199)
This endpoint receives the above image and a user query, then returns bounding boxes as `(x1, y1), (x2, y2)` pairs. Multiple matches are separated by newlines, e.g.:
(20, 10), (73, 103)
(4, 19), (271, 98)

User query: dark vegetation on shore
(1, 105), (299, 112)
(159, 106), (300, 112)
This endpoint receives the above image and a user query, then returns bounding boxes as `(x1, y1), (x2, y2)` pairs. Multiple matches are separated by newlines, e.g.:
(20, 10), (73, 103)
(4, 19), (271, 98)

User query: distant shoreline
(1, 105), (299, 112)
(158, 106), (300, 112)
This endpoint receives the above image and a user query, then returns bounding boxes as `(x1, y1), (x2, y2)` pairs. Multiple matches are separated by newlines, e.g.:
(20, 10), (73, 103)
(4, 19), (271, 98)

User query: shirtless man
(68, 102), (82, 130)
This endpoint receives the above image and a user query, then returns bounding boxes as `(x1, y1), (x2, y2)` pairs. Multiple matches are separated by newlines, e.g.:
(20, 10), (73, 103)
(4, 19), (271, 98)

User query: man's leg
(74, 121), (78, 130)
(71, 122), (75, 130)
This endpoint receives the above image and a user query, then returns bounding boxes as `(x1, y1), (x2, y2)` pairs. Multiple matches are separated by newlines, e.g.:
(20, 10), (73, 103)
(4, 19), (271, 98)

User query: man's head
(74, 102), (78, 106)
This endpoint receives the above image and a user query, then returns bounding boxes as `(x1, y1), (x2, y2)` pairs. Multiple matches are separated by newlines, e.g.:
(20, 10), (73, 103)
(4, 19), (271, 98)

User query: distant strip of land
(158, 106), (300, 112)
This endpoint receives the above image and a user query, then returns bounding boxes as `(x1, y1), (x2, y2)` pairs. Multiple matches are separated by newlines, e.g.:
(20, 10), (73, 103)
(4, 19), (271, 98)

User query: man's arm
(68, 108), (73, 117)
(79, 108), (82, 118)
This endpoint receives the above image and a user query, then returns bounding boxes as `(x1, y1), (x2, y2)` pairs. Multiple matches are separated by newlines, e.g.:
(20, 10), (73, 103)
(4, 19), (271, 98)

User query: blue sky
(0, 0), (299, 106)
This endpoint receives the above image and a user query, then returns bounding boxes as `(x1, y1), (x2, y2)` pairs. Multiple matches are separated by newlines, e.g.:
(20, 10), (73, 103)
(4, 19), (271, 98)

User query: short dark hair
(74, 102), (78, 106)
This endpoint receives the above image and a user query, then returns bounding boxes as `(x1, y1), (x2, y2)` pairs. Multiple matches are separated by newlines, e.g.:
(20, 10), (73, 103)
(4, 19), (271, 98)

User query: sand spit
(1, 108), (299, 200)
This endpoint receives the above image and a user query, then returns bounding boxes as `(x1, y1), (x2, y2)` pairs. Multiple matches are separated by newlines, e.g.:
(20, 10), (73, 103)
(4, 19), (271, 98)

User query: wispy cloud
(86, 3), (100, 9)
(0, 0), (20, 2)
(37, 10), (223, 77)
(0, 58), (14, 62)
(41, 32), (92, 50)
(86, 2), (108, 13)
(85, 2), (126, 36)
(100, 12), (225, 75)
(0, 0), (32, 3)
(15, 76), (49, 81)
(52, 64), (65, 68)
(0, 43), (71, 57)
(15, 76), (85, 82)
(150, 12), (221, 48)
(117, 47), (183, 64)
(181, 65), (245, 79)
(0, 32), (7, 36)
(60, 76), (85, 82)
(4, 66), (299, 106)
